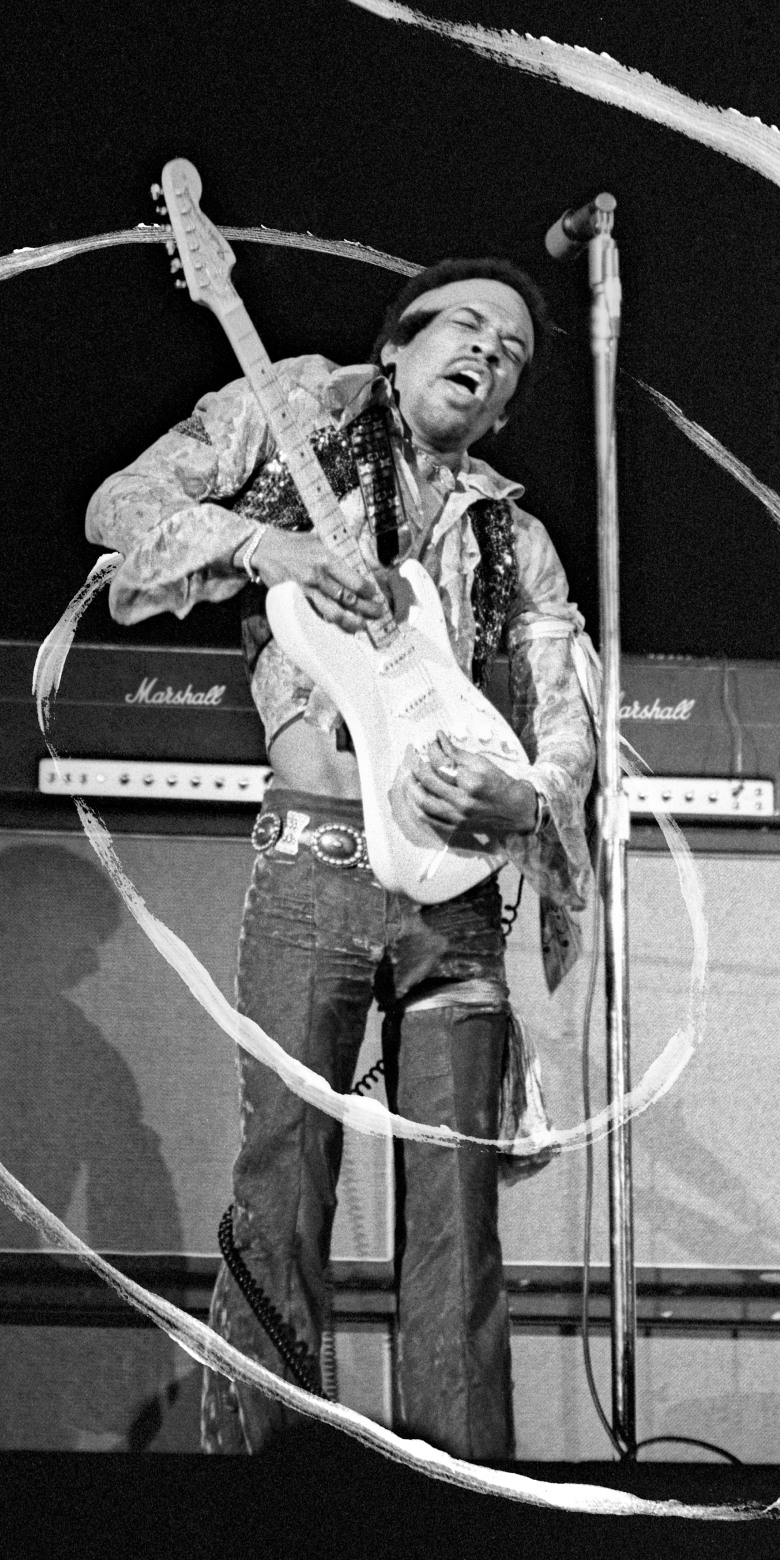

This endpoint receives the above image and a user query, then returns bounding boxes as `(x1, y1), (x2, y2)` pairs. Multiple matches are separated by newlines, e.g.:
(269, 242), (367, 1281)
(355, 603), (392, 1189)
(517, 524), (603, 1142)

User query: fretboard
(224, 298), (397, 648)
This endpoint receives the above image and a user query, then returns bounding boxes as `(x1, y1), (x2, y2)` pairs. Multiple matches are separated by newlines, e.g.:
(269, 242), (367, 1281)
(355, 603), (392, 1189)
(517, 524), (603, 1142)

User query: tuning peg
(170, 257), (183, 273)
(150, 182), (162, 199)
(155, 203), (169, 218)
(174, 279), (188, 289)
(164, 238), (177, 256)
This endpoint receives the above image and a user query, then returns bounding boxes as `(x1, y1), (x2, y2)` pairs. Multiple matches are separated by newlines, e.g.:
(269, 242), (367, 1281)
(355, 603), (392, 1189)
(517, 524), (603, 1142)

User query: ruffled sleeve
(503, 509), (599, 987)
(84, 356), (340, 626)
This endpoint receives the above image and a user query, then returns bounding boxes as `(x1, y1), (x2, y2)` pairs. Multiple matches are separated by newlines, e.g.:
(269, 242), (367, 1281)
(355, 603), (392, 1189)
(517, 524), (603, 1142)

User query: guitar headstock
(156, 159), (239, 316)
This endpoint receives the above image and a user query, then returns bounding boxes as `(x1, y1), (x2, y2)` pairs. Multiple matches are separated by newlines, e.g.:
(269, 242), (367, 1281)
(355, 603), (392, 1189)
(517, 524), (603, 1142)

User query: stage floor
(1, 1439), (778, 1560)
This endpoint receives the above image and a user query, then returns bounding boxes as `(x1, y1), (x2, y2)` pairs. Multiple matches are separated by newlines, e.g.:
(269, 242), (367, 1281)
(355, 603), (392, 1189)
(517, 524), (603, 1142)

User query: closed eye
(451, 312), (527, 368)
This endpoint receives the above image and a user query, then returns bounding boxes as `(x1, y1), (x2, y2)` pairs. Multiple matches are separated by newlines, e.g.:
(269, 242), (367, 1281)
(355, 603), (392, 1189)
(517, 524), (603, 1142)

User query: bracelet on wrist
(234, 526), (270, 584)
(532, 791), (551, 835)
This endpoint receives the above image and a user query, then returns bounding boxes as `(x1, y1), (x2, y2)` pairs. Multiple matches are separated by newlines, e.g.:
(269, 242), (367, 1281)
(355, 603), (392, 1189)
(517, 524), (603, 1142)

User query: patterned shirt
(86, 356), (598, 981)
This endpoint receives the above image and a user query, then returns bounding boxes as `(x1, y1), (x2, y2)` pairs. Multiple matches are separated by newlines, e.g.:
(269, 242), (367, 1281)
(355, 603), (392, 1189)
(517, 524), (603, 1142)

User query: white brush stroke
(0, 226), (419, 285)
(1, 1163), (772, 1518)
(638, 380), (780, 528)
(345, 1), (780, 186)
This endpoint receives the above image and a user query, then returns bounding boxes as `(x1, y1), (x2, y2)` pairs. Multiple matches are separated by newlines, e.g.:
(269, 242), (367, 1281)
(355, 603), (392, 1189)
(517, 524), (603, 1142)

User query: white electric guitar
(160, 159), (533, 903)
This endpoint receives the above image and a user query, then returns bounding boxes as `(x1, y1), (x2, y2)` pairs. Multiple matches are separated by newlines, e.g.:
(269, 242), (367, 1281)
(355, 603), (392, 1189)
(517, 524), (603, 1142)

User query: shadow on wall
(0, 841), (191, 1450)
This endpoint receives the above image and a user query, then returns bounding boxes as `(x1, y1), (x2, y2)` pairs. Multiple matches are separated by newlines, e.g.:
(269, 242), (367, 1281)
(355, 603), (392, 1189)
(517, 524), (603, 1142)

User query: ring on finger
(341, 588), (357, 608)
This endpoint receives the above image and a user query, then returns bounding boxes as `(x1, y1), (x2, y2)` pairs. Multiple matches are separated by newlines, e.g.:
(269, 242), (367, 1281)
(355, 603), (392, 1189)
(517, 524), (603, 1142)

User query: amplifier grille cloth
(0, 831), (778, 1270)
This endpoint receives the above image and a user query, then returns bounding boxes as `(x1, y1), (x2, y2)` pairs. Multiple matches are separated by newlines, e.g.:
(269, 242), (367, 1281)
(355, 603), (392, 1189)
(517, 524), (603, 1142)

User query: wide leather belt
(251, 807), (372, 869)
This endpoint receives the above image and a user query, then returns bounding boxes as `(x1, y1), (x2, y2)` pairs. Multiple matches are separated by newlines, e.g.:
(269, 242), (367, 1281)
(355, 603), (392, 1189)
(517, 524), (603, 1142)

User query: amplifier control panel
(38, 758), (273, 803)
(624, 775), (775, 819)
(38, 759), (776, 820)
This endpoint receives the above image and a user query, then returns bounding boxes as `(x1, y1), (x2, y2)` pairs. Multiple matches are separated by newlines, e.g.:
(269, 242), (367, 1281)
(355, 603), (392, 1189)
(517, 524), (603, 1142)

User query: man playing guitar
(87, 253), (596, 1462)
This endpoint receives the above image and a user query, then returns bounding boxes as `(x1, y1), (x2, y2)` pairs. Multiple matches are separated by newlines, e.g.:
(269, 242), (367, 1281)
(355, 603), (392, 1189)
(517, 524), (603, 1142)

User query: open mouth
(445, 369), (483, 397)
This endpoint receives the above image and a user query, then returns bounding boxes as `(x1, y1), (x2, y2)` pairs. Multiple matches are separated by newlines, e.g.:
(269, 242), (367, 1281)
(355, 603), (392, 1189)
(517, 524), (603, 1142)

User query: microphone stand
(588, 198), (637, 1456)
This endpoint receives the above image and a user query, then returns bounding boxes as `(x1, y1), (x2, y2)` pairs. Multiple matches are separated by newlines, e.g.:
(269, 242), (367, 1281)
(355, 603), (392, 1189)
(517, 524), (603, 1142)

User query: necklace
(410, 443), (459, 490)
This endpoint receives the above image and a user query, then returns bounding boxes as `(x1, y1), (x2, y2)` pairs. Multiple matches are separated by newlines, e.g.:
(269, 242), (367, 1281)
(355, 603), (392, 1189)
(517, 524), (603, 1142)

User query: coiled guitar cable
(350, 1057), (386, 1095)
(217, 1204), (324, 1396)
(217, 1048), (394, 1399)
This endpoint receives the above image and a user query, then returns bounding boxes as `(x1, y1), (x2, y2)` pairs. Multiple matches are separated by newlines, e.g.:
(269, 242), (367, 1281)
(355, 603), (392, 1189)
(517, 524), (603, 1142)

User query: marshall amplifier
(494, 652), (780, 824)
(614, 655), (779, 821)
(2, 639), (270, 816)
(2, 639), (264, 777)
(1, 641), (779, 820)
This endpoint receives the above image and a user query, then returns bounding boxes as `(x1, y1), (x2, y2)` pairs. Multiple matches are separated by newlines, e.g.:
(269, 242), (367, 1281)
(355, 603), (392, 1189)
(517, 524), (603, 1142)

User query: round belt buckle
(251, 810), (283, 853)
(310, 823), (365, 868)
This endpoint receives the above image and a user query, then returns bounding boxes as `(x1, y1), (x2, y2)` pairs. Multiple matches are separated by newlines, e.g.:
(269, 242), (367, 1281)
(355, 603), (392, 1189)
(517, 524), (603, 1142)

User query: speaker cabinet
(0, 828), (392, 1262)
(0, 1323), (393, 1452)
(499, 841), (780, 1274)
(0, 824), (396, 1450)
(1, 824), (779, 1457)
(508, 1331), (780, 1463)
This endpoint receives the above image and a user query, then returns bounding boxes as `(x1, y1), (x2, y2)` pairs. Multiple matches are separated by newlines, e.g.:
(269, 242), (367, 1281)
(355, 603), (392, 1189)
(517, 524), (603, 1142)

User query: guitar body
(266, 560), (530, 903)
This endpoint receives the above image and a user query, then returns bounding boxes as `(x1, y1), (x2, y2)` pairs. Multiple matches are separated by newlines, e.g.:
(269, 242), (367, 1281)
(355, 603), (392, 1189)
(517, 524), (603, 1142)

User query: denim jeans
(201, 789), (514, 1461)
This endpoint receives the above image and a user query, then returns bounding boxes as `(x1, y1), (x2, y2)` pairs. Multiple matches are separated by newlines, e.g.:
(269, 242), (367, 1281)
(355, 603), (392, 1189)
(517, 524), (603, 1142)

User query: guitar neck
(222, 297), (396, 646)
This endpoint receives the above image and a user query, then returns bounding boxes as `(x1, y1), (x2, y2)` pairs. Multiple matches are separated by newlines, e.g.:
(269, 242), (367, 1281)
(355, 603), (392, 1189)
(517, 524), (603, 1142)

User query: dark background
(2, 0), (780, 661)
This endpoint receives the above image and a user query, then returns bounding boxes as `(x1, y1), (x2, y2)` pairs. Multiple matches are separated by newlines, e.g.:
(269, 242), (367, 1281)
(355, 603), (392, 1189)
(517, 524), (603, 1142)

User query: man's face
(380, 278), (535, 459)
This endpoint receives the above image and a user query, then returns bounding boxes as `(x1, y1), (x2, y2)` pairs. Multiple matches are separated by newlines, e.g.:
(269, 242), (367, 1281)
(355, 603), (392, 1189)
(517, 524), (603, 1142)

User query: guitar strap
(350, 411), (403, 566)
(470, 500), (519, 691)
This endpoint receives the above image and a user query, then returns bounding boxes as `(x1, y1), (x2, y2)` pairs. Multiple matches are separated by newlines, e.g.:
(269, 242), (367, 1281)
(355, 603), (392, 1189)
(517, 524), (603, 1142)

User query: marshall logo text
(620, 693), (696, 721)
(125, 678), (227, 708)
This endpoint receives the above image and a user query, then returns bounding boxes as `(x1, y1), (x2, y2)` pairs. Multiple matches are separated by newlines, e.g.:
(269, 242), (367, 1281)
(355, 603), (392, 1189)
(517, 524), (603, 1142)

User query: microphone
(545, 193), (617, 259)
